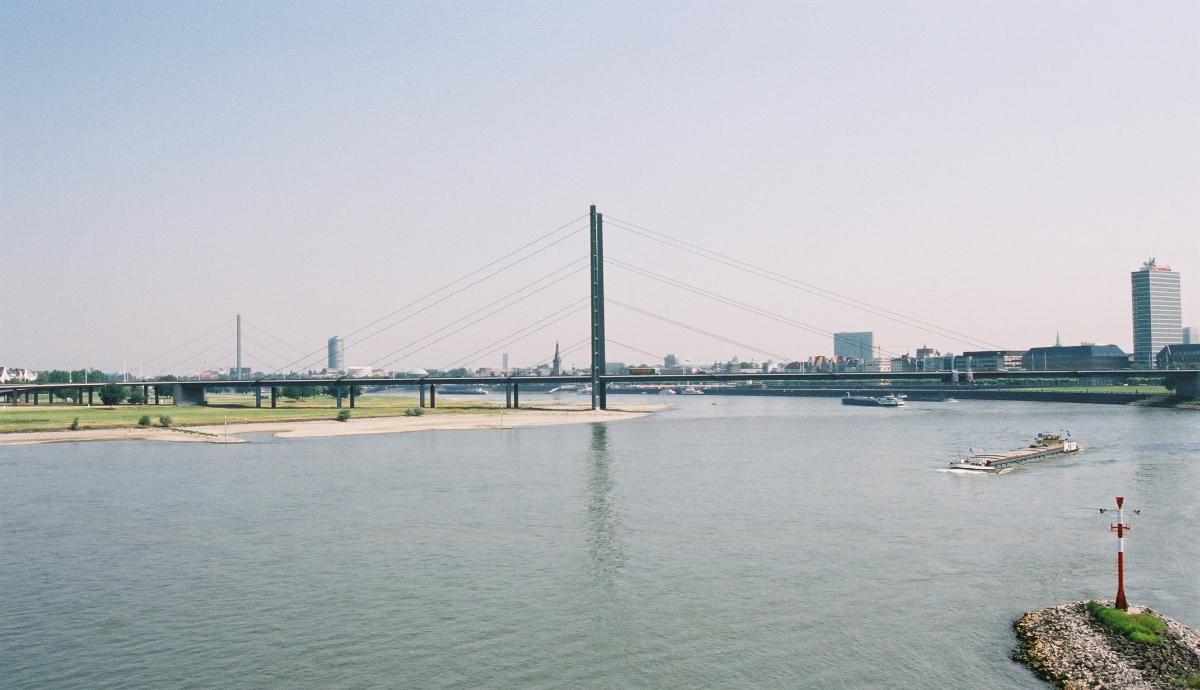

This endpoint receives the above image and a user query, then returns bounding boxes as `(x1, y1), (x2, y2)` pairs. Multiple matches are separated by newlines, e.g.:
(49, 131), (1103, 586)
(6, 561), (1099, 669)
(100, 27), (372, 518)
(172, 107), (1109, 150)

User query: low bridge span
(4, 369), (1198, 408)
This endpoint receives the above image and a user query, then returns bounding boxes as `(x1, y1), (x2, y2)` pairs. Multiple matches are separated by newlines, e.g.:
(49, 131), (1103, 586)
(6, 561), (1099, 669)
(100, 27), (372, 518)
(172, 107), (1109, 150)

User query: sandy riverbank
(0, 405), (662, 446)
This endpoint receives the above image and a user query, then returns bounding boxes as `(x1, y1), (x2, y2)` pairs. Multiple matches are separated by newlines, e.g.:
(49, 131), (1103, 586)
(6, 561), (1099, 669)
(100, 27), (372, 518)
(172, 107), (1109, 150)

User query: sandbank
(0, 405), (662, 446)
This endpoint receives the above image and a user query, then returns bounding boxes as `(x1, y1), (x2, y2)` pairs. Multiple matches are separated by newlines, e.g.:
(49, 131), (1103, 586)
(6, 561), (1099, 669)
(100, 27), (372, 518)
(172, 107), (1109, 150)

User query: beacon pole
(1110, 496), (1130, 611)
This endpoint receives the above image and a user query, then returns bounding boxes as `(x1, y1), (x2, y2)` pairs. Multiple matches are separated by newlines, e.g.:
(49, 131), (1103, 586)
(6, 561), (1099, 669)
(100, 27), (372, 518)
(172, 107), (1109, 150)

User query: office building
(327, 336), (344, 371)
(1156, 344), (1200, 369)
(1184, 327), (1196, 345)
(834, 331), (874, 360)
(959, 350), (1026, 372)
(1023, 344), (1129, 371)
(1131, 259), (1182, 368)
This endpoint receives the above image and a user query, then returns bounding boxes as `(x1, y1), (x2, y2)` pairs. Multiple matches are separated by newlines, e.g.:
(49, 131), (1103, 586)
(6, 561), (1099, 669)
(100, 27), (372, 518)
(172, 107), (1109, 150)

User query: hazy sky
(3, 1), (1197, 374)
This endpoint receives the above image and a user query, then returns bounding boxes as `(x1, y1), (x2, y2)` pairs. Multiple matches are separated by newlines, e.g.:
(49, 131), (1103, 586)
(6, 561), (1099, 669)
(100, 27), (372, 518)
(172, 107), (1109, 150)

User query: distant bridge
(3, 368), (1198, 408)
(6, 206), (1197, 407)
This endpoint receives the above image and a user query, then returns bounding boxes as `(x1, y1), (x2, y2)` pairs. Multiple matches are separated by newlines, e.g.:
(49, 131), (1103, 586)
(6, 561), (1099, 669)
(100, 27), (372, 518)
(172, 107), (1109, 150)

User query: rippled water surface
(2, 396), (1198, 688)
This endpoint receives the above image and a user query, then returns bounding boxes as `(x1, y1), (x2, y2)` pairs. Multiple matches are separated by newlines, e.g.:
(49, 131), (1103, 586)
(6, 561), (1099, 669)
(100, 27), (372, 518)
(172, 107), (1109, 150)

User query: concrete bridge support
(513, 383), (519, 409)
(1175, 372), (1200, 397)
(172, 383), (207, 406)
(429, 384), (437, 409)
(255, 387), (262, 408)
(349, 387), (356, 408)
(336, 389), (343, 408)
(505, 382), (512, 409)
(87, 388), (93, 405)
(153, 386), (160, 405)
(271, 387), (278, 408)
(419, 385), (426, 408)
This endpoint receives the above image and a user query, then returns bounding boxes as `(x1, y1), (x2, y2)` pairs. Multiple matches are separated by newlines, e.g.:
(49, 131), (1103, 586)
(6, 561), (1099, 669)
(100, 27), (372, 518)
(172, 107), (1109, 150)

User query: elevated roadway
(3, 369), (1198, 407)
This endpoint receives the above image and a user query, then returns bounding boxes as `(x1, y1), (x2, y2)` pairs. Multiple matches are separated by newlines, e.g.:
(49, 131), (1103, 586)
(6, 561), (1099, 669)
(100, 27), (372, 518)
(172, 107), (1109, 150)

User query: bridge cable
(609, 257), (903, 359)
(240, 333), (299, 368)
(524, 336), (589, 370)
(241, 319), (308, 356)
(441, 300), (589, 371)
(140, 318), (235, 369)
(258, 217), (590, 379)
(605, 216), (1002, 351)
(156, 333), (239, 377)
(608, 299), (794, 363)
(607, 339), (665, 363)
(362, 259), (589, 377)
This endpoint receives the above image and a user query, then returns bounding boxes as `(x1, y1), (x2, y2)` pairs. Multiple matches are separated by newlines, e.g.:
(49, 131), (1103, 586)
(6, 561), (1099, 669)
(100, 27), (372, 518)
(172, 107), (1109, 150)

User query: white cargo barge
(948, 433), (1080, 473)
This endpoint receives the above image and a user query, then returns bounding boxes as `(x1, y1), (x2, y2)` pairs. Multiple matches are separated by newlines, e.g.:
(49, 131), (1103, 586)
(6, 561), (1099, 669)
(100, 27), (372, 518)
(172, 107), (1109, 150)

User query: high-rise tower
(327, 336), (344, 372)
(1131, 258), (1181, 368)
(552, 341), (562, 376)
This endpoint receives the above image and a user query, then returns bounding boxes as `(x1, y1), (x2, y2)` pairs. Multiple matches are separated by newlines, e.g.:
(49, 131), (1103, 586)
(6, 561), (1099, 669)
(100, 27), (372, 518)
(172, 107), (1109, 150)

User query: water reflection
(586, 423), (624, 579)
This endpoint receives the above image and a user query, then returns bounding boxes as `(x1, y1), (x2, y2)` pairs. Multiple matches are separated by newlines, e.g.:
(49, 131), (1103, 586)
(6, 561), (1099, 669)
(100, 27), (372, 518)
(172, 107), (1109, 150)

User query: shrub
(1129, 631), (1160, 645)
(128, 387), (147, 405)
(98, 382), (126, 406)
(158, 415), (172, 428)
(69, 417), (80, 431)
(137, 415), (152, 427)
(404, 407), (425, 417)
(336, 409), (351, 422)
(1085, 601), (1166, 645)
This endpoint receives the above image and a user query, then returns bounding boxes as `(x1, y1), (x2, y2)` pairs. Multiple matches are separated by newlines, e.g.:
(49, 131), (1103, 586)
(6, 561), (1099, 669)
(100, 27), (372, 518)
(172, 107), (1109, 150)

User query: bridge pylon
(589, 205), (607, 410)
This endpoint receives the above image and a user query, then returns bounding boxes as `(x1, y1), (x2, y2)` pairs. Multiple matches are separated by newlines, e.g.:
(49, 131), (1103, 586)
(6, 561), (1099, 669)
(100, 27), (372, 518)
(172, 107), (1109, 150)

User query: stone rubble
(1013, 601), (1200, 689)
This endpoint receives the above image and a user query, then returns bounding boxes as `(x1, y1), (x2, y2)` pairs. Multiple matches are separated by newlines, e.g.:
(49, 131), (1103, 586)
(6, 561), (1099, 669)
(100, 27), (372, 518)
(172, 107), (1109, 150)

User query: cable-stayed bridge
(6, 206), (1199, 404)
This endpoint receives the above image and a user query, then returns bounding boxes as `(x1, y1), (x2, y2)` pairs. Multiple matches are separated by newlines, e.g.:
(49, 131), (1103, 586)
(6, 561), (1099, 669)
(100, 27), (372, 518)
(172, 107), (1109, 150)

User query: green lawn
(1001, 385), (1171, 394)
(0, 393), (504, 433)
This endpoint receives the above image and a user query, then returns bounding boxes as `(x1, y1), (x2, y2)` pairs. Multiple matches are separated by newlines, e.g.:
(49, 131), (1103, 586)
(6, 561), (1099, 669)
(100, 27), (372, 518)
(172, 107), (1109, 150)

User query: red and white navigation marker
(1110, 496), (1131, 610)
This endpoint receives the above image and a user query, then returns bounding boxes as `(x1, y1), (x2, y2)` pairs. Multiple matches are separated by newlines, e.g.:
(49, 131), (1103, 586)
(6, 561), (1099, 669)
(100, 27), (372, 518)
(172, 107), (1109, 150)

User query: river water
(2, 396), (1197, 688)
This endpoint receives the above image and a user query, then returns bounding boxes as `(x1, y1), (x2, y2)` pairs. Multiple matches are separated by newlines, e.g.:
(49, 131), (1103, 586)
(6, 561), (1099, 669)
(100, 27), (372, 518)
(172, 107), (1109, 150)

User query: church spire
(1055, 331), (1062, 347)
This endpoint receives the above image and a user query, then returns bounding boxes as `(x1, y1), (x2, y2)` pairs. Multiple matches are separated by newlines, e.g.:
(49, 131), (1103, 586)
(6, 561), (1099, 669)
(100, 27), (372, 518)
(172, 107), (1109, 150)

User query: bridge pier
(513, 383), (519, 409)
(336, 388), (343, 408)
(153, 386), (160, 405)
(271, 387), (278, 408)
(505, 382), (512, 409)
(87, 388), (93, 405)
(349, 387), (356, 408)
(33, 391), (39, 405)
(172, 383), (206, 406)
(255, 387), (262, 408)
(429, 384), (437, 409)
(419, 384), (426, 408)
(78, 387), (84, 405)
(1175, 372), (1200, 397)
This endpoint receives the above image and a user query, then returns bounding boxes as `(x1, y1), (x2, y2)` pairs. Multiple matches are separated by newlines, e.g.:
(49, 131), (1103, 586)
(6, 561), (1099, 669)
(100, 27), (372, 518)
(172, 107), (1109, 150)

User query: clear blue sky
(3, 1), (1197, 373)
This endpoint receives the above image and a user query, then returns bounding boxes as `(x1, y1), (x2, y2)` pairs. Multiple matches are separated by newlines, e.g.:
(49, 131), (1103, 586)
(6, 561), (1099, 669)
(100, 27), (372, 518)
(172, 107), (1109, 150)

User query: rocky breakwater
(1014, 601), (1200, 689)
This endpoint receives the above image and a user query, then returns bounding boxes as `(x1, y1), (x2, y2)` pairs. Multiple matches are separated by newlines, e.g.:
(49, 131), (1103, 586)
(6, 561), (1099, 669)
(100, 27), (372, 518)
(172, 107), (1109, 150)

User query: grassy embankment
(1085, 601), (1168, 645)
(0, 394), (509, 434)
(1002, 385), (1170, 394)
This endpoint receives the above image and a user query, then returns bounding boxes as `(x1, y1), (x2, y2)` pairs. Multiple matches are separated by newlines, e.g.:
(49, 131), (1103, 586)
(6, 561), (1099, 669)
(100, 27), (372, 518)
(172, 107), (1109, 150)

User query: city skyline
(2, 2), (1197, 370)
